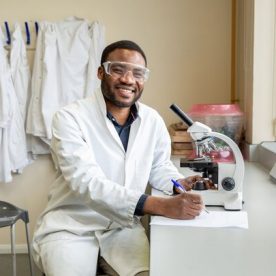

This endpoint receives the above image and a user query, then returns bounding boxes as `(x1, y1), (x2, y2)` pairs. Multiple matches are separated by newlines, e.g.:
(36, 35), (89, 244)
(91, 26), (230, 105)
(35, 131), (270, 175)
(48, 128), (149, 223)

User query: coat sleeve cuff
(134, 194), (149, 216)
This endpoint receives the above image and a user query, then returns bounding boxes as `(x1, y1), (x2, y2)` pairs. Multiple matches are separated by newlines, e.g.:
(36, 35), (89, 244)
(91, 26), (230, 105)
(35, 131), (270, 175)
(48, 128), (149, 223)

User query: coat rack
(2, 21), (39, 50)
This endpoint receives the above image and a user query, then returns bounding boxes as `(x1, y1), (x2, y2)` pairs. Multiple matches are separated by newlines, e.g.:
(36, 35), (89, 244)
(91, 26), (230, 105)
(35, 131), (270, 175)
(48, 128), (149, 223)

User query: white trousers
(35, 223), (149, 276)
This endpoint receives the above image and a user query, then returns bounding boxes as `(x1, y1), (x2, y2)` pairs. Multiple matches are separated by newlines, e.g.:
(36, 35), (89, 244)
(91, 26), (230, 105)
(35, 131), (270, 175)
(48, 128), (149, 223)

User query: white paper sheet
(150, 211), (248, 229)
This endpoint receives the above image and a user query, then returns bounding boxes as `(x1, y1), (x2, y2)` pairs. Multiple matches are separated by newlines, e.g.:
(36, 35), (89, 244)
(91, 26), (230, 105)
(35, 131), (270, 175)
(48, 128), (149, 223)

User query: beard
(101, 80), (143, 108)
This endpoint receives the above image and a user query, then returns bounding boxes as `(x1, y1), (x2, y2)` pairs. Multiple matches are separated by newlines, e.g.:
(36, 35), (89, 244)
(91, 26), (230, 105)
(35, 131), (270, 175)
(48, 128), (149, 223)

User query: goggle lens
(102, 61), (150, 82)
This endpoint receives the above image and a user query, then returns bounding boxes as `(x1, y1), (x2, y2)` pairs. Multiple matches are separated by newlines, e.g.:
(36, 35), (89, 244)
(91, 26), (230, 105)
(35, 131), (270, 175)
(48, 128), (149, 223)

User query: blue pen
(171, 179), (186, 193)
(171, 179), (209, 214)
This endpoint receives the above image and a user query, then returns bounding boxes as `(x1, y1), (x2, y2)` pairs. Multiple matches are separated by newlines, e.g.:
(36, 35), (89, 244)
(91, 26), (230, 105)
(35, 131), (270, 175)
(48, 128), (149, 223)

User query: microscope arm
(206, 131), (244, 187)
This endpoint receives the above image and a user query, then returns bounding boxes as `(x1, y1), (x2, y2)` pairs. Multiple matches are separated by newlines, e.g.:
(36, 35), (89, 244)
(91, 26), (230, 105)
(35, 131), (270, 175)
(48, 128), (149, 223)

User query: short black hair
(100, 40), (147, 65)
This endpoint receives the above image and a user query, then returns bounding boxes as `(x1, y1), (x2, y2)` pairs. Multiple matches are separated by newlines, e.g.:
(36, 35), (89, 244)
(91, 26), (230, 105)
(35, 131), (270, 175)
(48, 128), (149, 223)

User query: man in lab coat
(32, 40), (204, 276)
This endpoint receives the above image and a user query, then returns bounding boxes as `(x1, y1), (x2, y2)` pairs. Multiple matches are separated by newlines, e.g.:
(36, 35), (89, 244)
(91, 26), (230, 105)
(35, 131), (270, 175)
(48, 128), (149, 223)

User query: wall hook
(4, 21), (11, 45)
(35, 21), (39, 36)
(25, 22), (31, 45)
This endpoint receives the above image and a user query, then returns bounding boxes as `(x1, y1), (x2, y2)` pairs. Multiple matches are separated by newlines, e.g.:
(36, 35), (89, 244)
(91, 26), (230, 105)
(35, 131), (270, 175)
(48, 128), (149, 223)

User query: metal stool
(0, 201), (34, 276)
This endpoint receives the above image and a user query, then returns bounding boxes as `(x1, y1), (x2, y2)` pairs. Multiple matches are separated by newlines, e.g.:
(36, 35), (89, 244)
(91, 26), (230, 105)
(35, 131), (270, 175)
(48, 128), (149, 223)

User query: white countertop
(150, 161), (276, 276)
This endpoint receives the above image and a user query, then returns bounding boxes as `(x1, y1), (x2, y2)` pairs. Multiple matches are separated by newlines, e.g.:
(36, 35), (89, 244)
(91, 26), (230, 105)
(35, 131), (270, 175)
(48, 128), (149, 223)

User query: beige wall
(236, 0), (254, 144)
(2, 0), (232, 124)
(0, 0), (232, 246)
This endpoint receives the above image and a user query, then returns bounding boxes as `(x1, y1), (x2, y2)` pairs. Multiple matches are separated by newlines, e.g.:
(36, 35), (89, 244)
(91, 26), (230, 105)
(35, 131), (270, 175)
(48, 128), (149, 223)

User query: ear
(97, 66), (104, 80)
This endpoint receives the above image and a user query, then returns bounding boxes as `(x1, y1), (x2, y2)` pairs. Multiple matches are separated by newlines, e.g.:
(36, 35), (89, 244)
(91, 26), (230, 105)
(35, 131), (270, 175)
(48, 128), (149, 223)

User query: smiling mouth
(116, 86), (135, 97)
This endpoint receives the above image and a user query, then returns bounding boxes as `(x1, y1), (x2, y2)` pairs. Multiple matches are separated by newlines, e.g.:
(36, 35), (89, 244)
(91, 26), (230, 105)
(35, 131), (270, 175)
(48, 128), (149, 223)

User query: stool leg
(25, 222), (34, 276)
(10, 224), (16, 276)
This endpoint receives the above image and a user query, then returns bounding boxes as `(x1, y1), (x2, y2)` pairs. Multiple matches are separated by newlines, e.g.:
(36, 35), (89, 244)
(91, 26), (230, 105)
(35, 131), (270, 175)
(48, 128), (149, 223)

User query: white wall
(0, 0), (232, 245)
(237, 0), (276, 144)
(252, 0), (276, 143)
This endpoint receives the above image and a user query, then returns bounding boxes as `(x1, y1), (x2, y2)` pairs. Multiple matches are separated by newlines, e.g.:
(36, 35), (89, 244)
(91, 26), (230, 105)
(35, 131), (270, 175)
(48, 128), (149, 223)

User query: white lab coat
(0, 28), (28, 182)
(10, 23), (32, 156)
(0, 29), (12, 182)
(85, 21), (105, 97)
(10, 23), (31, 122)
(0, 29), (11, 129)
(26, 18), (105, 152)
(25, 22), (52, 155)
(32, 88), (183, 273)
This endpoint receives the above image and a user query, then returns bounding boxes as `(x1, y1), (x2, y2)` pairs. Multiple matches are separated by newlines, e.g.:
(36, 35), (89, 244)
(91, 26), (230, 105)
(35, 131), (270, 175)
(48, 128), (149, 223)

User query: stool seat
(0, 201), (34, 276)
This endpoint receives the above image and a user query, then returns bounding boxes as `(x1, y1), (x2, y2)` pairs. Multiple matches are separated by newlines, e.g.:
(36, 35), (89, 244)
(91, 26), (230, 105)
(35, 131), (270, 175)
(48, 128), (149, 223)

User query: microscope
(170, 104), (244, 210)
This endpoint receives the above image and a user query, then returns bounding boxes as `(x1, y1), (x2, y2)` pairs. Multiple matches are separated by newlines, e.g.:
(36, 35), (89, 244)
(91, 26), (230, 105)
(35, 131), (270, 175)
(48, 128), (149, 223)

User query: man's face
(98, 49), (146, 108)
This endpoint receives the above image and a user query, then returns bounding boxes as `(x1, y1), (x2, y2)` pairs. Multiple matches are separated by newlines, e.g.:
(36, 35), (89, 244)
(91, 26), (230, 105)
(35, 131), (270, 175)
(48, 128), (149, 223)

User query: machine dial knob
(222, 177), (235, 191)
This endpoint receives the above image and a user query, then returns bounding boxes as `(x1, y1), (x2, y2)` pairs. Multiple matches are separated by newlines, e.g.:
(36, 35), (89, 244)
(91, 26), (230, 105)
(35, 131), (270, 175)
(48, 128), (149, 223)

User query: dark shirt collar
(106, 104), (138, 126)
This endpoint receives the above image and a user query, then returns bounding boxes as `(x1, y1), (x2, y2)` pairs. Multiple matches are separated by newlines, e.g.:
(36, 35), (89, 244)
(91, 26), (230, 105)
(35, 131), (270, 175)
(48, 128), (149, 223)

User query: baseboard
(270, 163), (276, 182)
(259, 142), (276, 170)
(0, 244), (28, 254)
(242, 142), (259, 161)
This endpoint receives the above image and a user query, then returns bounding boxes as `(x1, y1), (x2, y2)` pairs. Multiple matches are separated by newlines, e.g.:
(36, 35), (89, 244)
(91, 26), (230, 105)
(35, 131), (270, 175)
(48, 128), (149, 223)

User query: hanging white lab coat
(0, 28), (28, 182)
(25, 20), (45, 138)
(26, 18), (105, 152)
(10, 23), (31, 122)
(10, 23), (32, 156)
(32, 87), (183, 247)
(0, 30), (11, 129)
(0, 29), (12, 182)
(85, 21), (105, 97)
(24, 22), (51, 155)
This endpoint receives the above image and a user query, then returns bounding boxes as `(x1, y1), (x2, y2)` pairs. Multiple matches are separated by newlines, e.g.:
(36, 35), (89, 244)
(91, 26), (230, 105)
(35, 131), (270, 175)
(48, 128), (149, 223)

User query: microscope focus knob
(222, 177), (235, 191)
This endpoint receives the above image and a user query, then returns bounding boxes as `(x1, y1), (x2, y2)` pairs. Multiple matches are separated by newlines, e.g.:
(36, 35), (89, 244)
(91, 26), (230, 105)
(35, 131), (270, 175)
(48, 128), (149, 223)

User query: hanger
(35, 21), (39, 36)
(25, 22), (30, 45)
(2, 21), (37, 50)
(4, 21), (11, 45)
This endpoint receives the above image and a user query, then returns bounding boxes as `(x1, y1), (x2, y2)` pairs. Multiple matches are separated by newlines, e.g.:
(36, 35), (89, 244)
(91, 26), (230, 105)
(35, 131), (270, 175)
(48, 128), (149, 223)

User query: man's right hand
(143, 193), (203, 220)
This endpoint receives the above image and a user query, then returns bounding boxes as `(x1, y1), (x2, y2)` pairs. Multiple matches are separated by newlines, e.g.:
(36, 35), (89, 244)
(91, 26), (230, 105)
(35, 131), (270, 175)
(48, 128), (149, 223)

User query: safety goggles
(102, 61), (150, 82)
